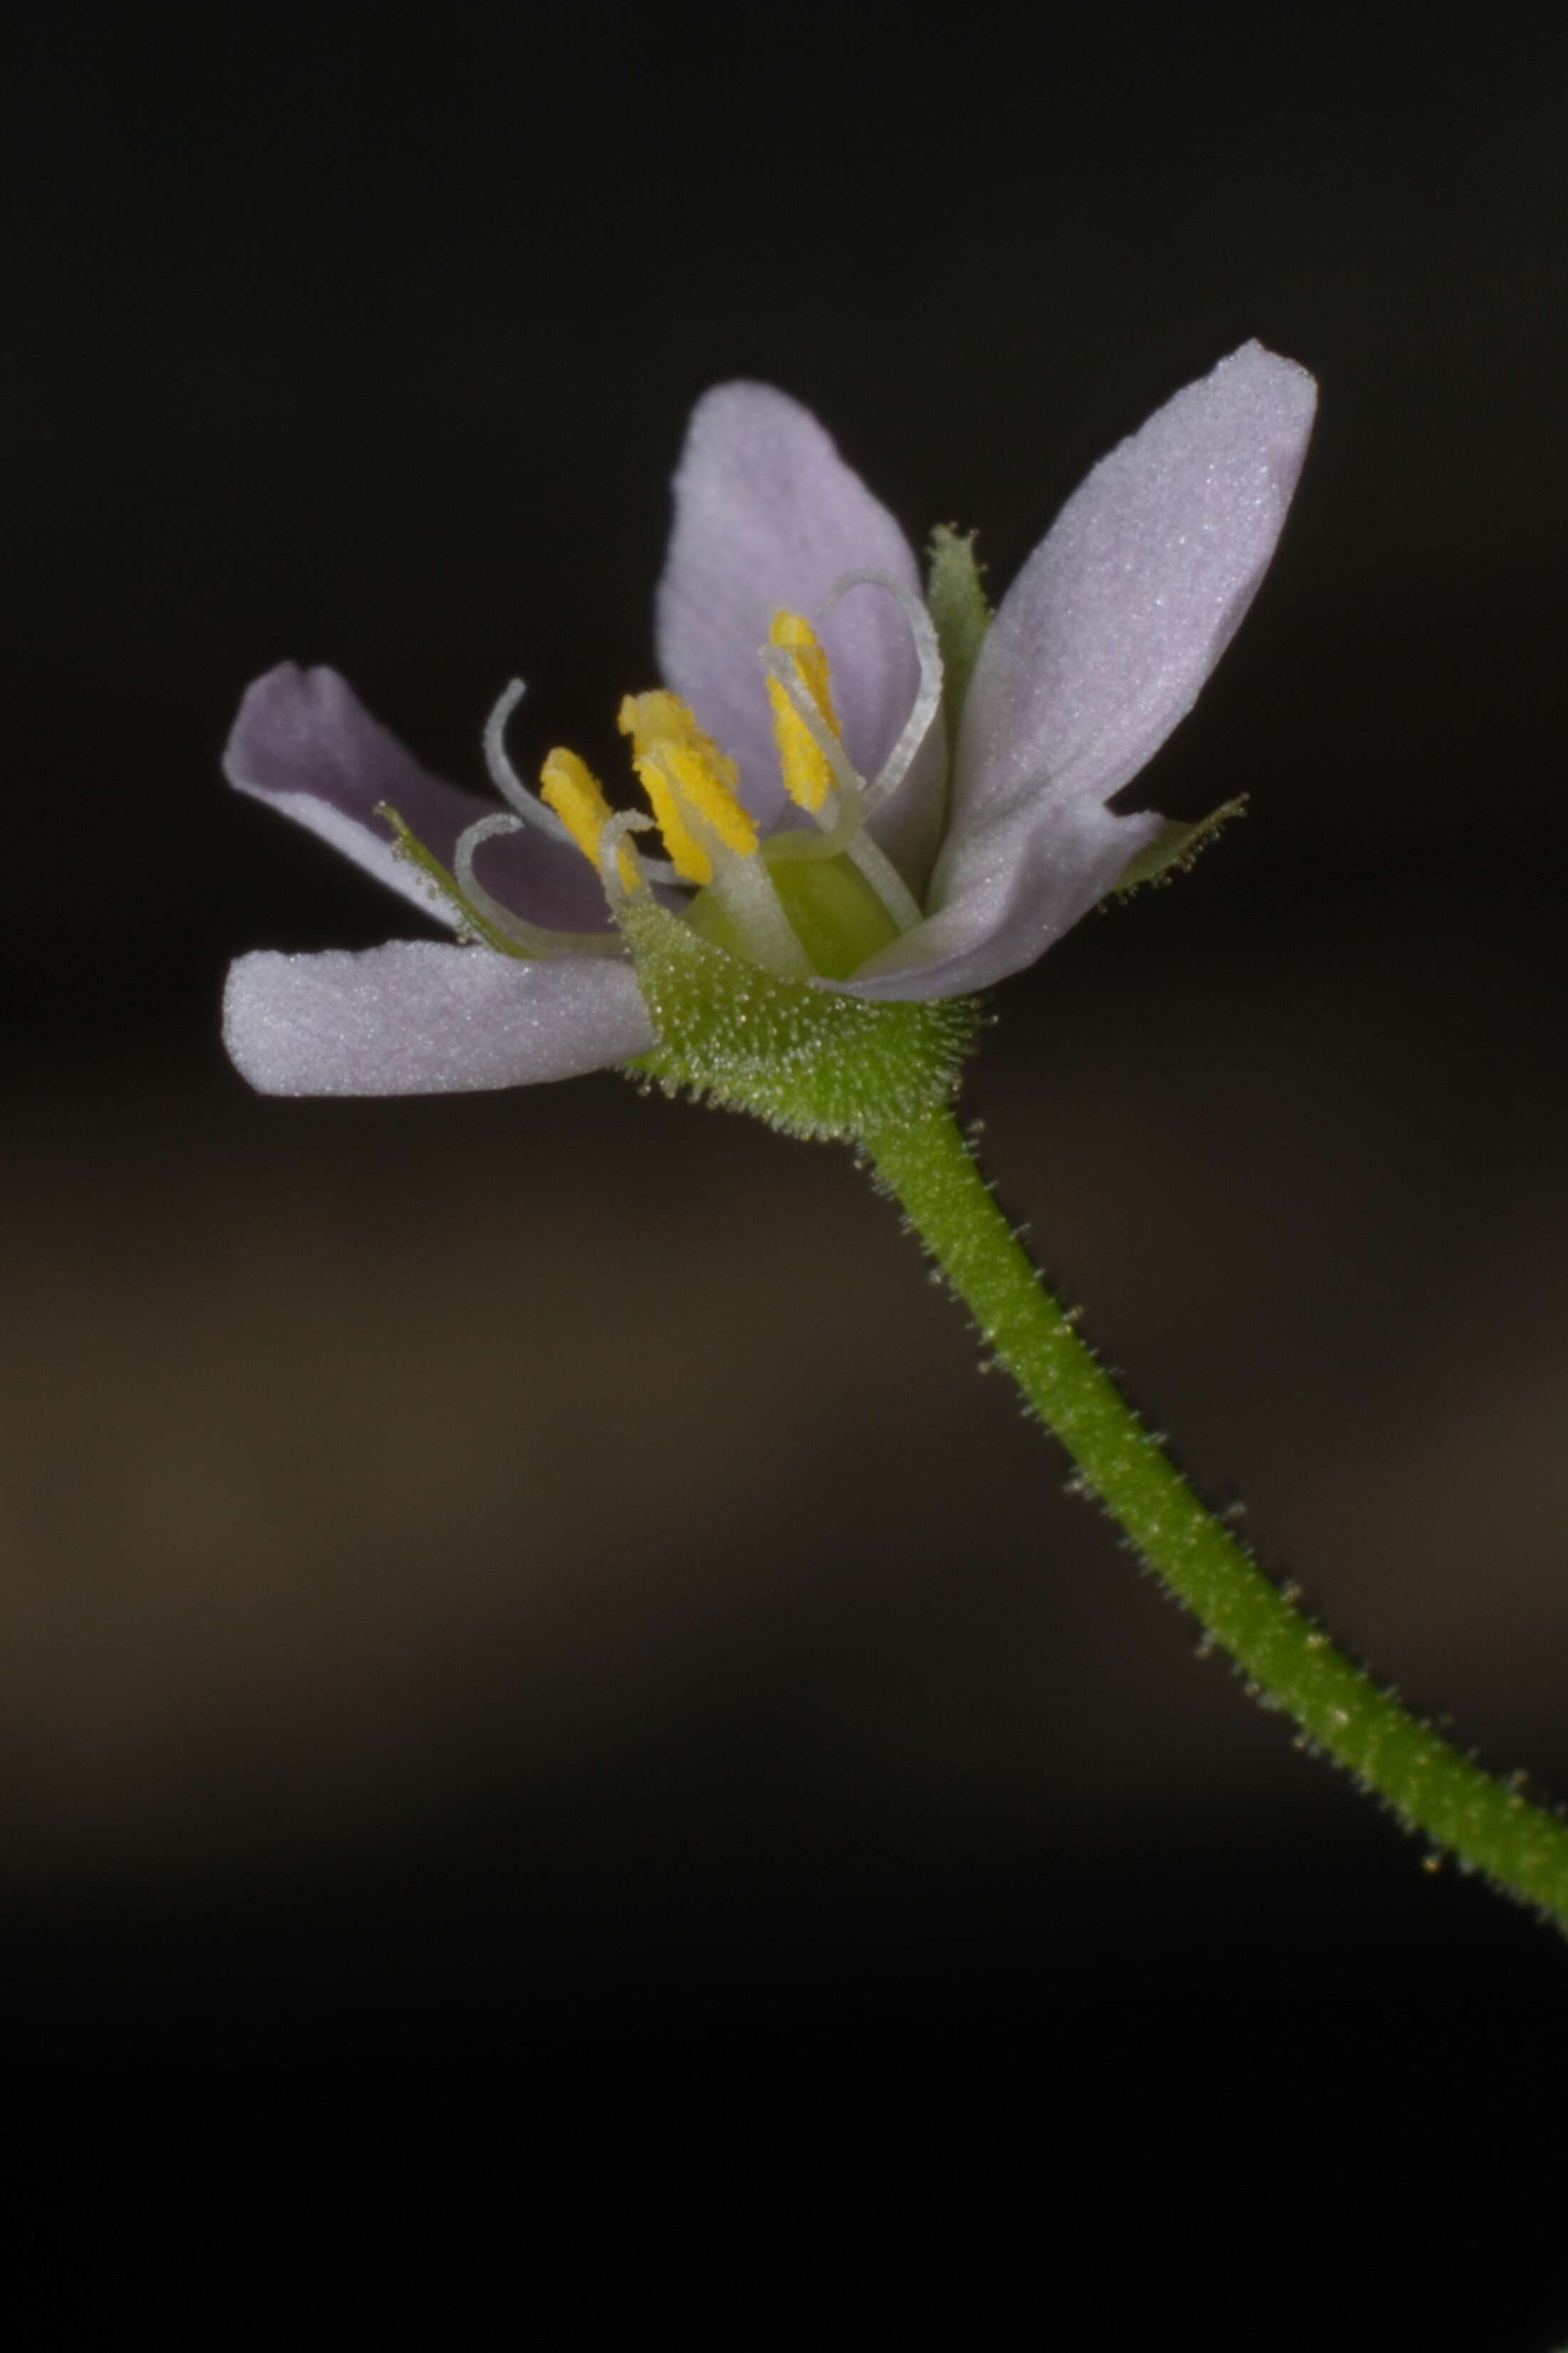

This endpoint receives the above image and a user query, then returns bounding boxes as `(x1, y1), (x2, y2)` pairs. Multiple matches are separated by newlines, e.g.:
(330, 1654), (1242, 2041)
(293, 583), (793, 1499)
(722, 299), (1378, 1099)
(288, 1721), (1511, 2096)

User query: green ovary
(687, 846), (904, 980)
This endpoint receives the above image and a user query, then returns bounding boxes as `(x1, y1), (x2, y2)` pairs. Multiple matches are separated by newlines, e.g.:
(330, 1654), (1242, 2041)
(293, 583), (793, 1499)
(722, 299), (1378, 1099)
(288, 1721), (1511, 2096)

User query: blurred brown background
(5, 0), (1568, 2329)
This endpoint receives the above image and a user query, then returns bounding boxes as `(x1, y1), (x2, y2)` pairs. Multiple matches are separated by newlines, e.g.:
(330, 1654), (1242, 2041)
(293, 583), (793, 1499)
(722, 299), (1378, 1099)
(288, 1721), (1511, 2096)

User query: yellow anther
(617, 691), (758, 886)
(766, 609), (843, 813)
(539, 747), (640, 890)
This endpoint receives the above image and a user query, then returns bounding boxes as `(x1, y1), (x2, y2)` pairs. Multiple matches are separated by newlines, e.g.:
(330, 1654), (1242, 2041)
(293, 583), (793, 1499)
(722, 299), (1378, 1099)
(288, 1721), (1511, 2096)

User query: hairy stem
(861, 1101), (1568, 1930)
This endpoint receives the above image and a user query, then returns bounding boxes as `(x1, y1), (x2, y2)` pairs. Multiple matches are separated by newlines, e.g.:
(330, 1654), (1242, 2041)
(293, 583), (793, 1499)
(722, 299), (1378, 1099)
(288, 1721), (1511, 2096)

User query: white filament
(819, 570), (944, 817)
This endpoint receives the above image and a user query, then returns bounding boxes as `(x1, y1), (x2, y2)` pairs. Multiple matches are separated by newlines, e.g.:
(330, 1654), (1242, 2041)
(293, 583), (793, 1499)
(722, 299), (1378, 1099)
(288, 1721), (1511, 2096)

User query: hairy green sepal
(377, 802), (529, 958)
(1111, 796), (1247, 896)
(925, 526), (992, 741)
(620, 896), (978, 1142)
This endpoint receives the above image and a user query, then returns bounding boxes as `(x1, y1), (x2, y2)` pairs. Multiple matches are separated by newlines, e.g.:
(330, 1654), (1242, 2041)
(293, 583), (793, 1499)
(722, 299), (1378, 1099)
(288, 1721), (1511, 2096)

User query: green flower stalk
(221, 348), (1568, 1931)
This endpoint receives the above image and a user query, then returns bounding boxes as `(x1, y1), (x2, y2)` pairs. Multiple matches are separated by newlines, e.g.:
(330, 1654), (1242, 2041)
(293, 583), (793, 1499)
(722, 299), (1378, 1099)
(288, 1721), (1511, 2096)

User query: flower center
(393, 579), (941, 978)
(537, 608), (918, 981)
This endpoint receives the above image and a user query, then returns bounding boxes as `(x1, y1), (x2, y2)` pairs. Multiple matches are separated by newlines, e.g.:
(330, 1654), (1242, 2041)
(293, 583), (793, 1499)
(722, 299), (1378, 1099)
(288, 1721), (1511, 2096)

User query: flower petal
(225, 664), (611, 934)
(224, 940), (653, 1096)
(655, 383), (925, 829)
(855, 343), (1315, 1001)
(841, 802), (1162, 1001)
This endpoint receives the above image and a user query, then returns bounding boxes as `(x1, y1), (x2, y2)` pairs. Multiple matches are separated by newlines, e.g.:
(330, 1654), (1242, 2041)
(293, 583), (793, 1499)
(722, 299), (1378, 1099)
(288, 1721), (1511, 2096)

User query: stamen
(757, 655), (864, 854)
(618, 692), (759, 884)
(819, 571), (944, 815)
(540, 748), (643, 892)
(633, 753), (711, 884)
(611, 693), (808, 978)
(453, 812), (623, 956)
(756, 649), (922, 936)
(765, 610), (842, 812)
(487, 683), (698, 887)
(539, 746), (611, 862)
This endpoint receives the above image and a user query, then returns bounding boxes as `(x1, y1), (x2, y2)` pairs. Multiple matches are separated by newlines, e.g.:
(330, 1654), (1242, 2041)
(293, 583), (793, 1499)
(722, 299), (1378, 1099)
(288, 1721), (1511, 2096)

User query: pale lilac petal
(839, 803), (1162, 1001)
(226, 665), (611, 934)
(224, 941), (653, 1096)
(655, 383), (924, 828)
(858, 344), (1315, 1000)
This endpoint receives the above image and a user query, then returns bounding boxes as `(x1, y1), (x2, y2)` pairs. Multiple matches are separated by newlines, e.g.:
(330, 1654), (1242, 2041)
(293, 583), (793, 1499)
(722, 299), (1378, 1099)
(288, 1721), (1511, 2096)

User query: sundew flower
(224, 342), (1315, 1108)
(212, 347), (1568, 1931)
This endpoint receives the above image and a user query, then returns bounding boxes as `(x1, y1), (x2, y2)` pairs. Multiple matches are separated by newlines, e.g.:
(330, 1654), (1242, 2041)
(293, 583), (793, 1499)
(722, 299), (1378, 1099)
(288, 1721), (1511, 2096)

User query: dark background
(6, 0), (1568, 2331)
